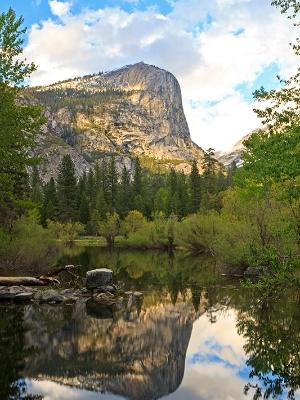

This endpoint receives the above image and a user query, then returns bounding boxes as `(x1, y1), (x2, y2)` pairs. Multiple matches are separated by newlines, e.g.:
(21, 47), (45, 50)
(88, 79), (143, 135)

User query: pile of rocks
(0, 268), (144, 310)
(0, 286), (82, 304)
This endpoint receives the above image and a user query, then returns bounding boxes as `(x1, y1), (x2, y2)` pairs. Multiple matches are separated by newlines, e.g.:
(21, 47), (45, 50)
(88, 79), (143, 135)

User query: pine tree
(133, 158), (145, 212)
(189, 160), (201, 213)
(14, 169), (30, 202)
(79, 194), (89, 225)
(88, 208), (101, 235)
(177, 172), (189, 218)
(57, 155), (78, 222)
(118, 166), (132, 217)
(101, 159), (110, 204)
(41, 177), (58, 225)
(133, 158), (142, 196)
(0, 8), (44, 228)
(78, 171), (87, 198)
(107, 156), (118, 211)
(94, 188), (109, 219)
(94, 162), (102, 189)
(166, 169), (179, 216)
(202, 148), (217, 194)
(31, 166), (43, 204)
(169, 169), (177, 196)
(86, 169), (96, 207)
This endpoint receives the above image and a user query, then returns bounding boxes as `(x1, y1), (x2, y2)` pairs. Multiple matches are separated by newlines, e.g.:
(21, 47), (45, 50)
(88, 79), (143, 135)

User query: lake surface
(0, 247), (299, 400)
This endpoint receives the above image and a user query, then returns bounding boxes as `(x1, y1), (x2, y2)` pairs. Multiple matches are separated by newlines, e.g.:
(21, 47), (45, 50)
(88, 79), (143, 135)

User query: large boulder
(86, 268), (113, 290)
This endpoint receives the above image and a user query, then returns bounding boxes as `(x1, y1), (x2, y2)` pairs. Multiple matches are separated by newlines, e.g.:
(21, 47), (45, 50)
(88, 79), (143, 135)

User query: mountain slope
(28, 62), (207, 179)
(215, 132), (254, 166)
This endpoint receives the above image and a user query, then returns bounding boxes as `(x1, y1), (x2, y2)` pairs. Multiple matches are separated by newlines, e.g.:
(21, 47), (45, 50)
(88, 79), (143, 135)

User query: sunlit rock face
(23, 301), (195, 399)
(215, 131), (260, 166)
(28, 62), (206, 179)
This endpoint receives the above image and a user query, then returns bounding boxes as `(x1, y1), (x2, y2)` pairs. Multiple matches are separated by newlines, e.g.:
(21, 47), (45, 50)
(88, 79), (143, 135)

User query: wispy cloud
(49, 0), (72, 17)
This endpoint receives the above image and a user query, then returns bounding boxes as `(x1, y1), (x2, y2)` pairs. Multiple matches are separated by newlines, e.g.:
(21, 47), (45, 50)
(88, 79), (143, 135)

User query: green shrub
(48, 220), (85, 244)
(124, 212), (178, 249)
(176, 212), (219, 255)
(0, 209), (58, 273)
(98, 212), (121, 246)
(123, 210), (147, 237)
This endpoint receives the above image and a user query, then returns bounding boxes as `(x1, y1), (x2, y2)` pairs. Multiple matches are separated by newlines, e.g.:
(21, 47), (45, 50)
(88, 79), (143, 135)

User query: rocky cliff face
(215, 128), (267, 167)
(28, 62), (206, 179)
(215, 133), (252, 166)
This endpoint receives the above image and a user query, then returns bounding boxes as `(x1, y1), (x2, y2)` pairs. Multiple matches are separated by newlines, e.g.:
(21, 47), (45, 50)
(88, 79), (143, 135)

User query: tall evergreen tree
(169, 169), (177, 196)
(94, 188), (109, 219)
(41, 177), (58, 225)
(0, 8), (44, 228)
(57, 155), (78, 222)
(202, 148), (217, 194)
(101, 159), (110, 204)
(77, 171), (89, 224)
(189, 160), (201, 213)
(133, 158), (142, 196)
(30, 166), (43, 204)
(94, 162), (102, 189)
(118, 166), (132, 217)
(167, 169), (179, 216)
(177, 172), (189, 219)
(107, 157), (118, 211)
(86, 169), (96, 207)
(78, 171), (87, 197)
(88, 208), (101, 235)
(133, 158), (144, 212)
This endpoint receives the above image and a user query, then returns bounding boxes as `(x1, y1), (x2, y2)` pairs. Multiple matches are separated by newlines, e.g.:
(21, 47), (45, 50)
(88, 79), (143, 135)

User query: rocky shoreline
(0, 268), (143, 311)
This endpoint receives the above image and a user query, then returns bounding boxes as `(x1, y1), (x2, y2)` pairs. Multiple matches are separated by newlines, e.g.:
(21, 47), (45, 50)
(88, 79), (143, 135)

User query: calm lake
(1, 247), (299, 400)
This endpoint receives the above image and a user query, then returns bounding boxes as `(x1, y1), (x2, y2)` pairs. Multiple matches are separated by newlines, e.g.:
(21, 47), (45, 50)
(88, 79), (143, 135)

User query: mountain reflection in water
(0, 248), (299, 400)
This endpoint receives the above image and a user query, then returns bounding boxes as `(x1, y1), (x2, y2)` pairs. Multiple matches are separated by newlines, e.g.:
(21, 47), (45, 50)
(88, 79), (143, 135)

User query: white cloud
(185, 93), (261, 151)
(49, 0), (72, 17)
(24, 0), (299, 150)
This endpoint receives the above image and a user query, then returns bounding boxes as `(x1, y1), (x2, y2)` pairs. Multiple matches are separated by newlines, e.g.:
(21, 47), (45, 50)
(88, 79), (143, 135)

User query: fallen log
(0, 265), (76, 287)
(0, 277), (59, 286)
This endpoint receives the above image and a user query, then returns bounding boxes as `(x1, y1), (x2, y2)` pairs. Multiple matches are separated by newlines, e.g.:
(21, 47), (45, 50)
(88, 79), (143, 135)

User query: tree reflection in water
(0, 306), (43, 400)
(237, 288), (300, 399)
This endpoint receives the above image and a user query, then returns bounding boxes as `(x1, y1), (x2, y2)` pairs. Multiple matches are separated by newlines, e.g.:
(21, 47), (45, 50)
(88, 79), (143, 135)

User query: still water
(0, 247), (299, 400)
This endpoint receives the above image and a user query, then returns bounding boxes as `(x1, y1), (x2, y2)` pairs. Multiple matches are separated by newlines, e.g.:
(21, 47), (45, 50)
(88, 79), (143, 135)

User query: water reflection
(165, 310), (251, 400)
(237, 289), (300, 400)
(0, 248), (299, 400)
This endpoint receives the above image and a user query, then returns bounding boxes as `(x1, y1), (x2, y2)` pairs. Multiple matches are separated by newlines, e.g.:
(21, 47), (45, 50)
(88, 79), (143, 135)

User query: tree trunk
(0, 276), (59, 286)
(0, 265), (76, 286)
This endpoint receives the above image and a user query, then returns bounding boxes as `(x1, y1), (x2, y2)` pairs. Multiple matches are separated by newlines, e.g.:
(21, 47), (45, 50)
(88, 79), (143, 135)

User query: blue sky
(3, 0), (298, 150)
(1, 0), (173, 27)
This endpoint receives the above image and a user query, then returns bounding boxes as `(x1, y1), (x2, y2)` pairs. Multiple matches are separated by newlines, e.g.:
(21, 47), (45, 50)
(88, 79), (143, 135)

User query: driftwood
(0, 265), (76, 287)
